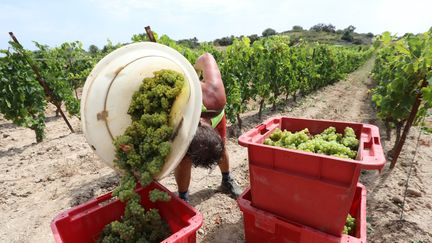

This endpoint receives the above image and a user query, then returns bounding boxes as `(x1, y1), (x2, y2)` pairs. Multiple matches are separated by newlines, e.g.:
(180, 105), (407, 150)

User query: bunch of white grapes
(263, 126), (359, 159)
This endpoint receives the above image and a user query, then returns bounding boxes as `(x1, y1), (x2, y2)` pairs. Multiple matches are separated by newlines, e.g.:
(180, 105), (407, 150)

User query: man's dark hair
(186, 123), (224, 169)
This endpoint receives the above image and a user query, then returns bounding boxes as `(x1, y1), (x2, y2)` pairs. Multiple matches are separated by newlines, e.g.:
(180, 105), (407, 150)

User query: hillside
(280, 29), (373, 45)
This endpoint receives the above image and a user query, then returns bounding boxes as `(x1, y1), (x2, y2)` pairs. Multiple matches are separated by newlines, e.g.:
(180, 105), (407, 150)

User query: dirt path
(1, 58), (431, 242)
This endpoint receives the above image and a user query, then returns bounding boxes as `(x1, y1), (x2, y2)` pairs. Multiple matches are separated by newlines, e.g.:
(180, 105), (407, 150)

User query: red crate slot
(237, 183), (367, 243)
(238, 116), (384, 236)
(51, 181), (203, 243)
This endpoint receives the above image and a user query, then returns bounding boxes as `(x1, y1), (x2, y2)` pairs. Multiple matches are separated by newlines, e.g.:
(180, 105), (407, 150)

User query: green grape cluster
(99, 70), (184, 243)
(114, 70), (184, 185)
(342, 214), (356, 235)
(341, 127), (359, 150)
(149, 189), (171, 203)
(99, 200), (170, 243)
(263, 126), (359, 159)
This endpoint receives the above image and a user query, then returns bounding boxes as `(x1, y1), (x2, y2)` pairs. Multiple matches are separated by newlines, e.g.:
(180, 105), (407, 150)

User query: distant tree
(226, 36), (235, 45)
(101, 39), (124, 54)
(247, 34), (259, 44)
(341, 25), (356, 42)
(262, 28), (277, 37)
(310, 24), (321, 31)
(323, 24), (336, 33)
(341, 32), (353, 42)
(213, 38), (221, 46)
(310, 23), (336, 33)
(366, 32), (374, 38)
(346, 25), (356, 32)
(353, 39), (363, 45)
(88, 45), (99, 55)
(177, 37), (199, 48)
(292, 25), (304, 31)
(214, 36), (234, 46)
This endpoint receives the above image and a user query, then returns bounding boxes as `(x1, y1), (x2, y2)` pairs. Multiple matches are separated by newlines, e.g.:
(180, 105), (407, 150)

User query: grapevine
(0, 31), (373, 140)
(0, 48), (46, 142)
(371, 29), (432, 151)
(33, 42), (82, 115)
(0, 35), (96, 141)
(218, 36), (373, 128)
(219, 37), (254, 129)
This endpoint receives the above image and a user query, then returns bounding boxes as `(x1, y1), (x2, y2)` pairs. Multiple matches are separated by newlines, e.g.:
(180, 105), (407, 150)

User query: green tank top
(201, 104), (225, 128)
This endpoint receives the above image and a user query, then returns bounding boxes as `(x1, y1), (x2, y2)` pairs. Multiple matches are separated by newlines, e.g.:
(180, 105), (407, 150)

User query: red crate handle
(238, 117), (281, 147)
(358, 124), (386, 170)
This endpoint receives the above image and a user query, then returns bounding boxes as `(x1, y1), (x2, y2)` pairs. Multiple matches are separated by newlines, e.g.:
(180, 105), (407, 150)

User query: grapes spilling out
(263, 126), (359, 159)
(343, 214), (356, 235)
(98, 69), (185, 243)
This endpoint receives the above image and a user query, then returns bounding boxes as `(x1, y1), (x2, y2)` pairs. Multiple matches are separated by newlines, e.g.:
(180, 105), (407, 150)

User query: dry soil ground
(1, 58), (431, 242)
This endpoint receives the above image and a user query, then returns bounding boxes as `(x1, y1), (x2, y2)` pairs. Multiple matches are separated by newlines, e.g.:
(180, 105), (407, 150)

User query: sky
(1, 0), (431, 50)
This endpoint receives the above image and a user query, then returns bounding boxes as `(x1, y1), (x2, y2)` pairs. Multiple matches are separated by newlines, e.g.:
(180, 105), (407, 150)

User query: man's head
(186, 122), (224, 169)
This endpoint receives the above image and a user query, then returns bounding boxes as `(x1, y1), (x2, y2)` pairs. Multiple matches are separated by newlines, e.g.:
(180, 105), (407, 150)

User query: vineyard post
(145, 26), (156, 42)
(8, 32), (75, 133)
(390, 79), (428, 168)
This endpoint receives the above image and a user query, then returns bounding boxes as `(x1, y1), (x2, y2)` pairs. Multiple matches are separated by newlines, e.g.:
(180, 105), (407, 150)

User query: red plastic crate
(51, 181), (203, 243)
(238, 117), (384, 236)
(237, 183), (367, 243)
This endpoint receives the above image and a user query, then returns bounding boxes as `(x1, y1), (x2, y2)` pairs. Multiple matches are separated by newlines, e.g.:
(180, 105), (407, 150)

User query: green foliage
(34, 41), (93, 114)
(262, 28), (277, 37)
(247, 34), (260, 44)
(371, 29), (432, 145)
(252, 36), (293, 109)
(213, 35), (235, 46)
(177, 37), (199, 49)
(264, 126), (359, 159)
(101, 39), (123, 55)
(0, 30), (373, 141)
(215, 36), (372, 127)
(197, 42), (223, 61)
(341, 31), (354, 42)
(219, 37), (254, 123)
(292, 25), (304, 31)
(131, 32), (159, 43)
(158, 35), (200, 63)
(310, 23), (336, 33)
(0, 47), (46, 142)
(341, 25), (356, 42)
(88, 44), (99, 56)
(0, 39), (94, 142)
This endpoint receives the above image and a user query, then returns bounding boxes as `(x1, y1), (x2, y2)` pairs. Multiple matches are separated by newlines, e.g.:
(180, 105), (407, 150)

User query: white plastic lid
(80, 42), (202, 180)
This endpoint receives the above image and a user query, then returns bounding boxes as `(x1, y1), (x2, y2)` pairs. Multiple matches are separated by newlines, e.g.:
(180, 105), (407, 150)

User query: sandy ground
(1, 58), (431, 243)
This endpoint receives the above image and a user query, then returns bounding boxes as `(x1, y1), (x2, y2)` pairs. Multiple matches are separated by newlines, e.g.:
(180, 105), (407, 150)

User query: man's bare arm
(194, 53), (226, 111)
